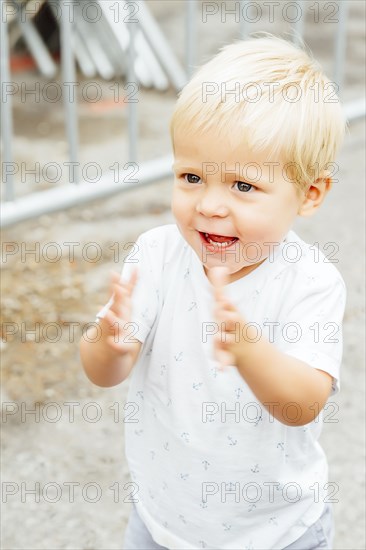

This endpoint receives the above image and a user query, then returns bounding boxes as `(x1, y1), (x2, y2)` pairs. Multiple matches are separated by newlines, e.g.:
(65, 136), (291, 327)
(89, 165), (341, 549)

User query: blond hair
(170, 33), (348, 194)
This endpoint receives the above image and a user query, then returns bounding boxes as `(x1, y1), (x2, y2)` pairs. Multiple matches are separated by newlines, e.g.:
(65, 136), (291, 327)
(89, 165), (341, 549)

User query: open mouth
(198, 231), (239, 248)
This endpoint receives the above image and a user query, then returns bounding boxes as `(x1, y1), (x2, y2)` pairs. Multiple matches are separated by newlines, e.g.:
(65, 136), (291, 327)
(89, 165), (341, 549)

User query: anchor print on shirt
(251, 289), (261, 301)
(277, 442), (290, 460)
(307, 275), (317, 284)
(136, 390), (144, 400)
(198, 541), (207, 548)
(222, 523), (232, 531)
(244, 541), (254, 550)
(202, 459), (210, 471)
(184, 267), (190, 279)
(248, 503), (257, 512)
(227, 435), (238, 446)
(163, 441), (170, 451)
(269, 516), (278, 526)
(150, 450), (155, 460)
(226, 482), (237, 492)
(134, 429), (143, 436)
(254, 412), (263, 427)
(181, 432), (190, 443)
(148, 488), (155, 500)
(174, 351), (183, 363)
(315, 307), (326, 318)
(166, 397), (172, 407)
(235, 387), (243, 400)
(141, 307), (150, 321)
(179, 473), (189, 481)
(148, 239), (158, 249)
(192, 382), (203, 390)
(160, 364), (167, 376)
(200, 499), (208, 509)
(251, 463), (259, 473)
(261, 316), (279, 341)
(178, 514), (187, 524)
(210, 366), (219, 378)
(188, 301), (197, 311)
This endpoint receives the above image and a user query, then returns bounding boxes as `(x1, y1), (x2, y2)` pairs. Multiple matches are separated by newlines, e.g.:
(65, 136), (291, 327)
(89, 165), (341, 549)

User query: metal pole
(137, 0), (187, 91)
(293, 0), (305, 45)
(334, 0), (349, 97)
(0, 14), (15, 201)
(186, 0), (197, 79)
(240, 0), (256, 40)
(128, 15), (138, 163)
(60, 0), (80, 183)
(1, 154), (173, 227)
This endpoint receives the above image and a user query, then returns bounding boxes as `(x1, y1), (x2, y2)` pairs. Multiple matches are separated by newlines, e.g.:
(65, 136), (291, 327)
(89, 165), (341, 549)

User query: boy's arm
(210, 267), (336, 426)
(80, 269), (142, 387)
(234, 335), (332, 426)
(80, 331), (142, 387)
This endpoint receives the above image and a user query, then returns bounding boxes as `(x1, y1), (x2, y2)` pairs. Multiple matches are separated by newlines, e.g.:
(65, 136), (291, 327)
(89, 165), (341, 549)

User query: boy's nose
(195, 187), (229, 217)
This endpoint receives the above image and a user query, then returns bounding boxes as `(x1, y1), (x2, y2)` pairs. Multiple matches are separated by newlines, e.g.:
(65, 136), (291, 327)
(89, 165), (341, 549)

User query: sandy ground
(1, 1), (365, 549)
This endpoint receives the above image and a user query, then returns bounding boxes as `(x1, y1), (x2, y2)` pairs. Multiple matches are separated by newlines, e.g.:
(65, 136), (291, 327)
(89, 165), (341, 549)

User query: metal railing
(1, 0), (365, 227)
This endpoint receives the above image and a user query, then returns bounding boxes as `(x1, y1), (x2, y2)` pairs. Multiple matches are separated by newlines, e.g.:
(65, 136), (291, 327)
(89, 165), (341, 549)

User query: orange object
(10, 52), (60, 73)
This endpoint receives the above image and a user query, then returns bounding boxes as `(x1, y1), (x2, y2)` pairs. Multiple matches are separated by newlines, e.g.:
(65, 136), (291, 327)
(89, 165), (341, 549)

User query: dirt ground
(1, 1), (365, 549)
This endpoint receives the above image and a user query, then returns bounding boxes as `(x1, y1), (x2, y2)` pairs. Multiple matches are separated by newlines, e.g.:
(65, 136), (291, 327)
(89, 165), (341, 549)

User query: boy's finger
(209, 266), (230, 291)
(100, 308), (120, 330)
(111, 268), (139, 296)
(214, 311), (239, 332)
(126, 267), (139, 292)
(110, 270), (122, 285)
(214, 295), (237, 313)
(215, 349), (235, 371)
(109, 269), (135, 301)
(110, 287), (131, 318)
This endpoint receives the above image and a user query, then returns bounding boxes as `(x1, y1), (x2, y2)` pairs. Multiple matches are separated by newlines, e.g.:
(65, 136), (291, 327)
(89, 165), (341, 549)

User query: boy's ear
(298, 176), (333, 217)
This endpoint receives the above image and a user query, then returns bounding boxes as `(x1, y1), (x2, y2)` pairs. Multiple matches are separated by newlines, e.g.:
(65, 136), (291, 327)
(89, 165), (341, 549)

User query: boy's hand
(98, 268), (139, 356)
(209, 266), (249, 371)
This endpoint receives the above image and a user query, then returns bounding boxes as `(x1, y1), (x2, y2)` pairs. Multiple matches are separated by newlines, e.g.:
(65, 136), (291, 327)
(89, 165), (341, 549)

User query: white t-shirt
(97, 223), (346, 550)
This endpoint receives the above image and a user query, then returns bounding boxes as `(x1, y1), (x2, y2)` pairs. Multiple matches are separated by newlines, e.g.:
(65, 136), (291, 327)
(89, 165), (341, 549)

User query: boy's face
(171, 128), (306, 284)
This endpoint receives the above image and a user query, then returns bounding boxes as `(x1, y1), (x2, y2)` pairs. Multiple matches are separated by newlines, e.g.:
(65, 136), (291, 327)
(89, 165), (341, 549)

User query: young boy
(80, 34), (347, 550)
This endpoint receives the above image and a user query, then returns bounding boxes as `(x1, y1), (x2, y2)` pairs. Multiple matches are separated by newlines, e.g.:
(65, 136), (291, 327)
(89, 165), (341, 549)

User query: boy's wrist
(234, 327), (267, 373)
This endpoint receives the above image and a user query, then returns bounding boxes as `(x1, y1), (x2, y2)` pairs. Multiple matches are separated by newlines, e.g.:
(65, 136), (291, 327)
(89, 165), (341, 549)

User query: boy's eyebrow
(172, 162), (200, 172)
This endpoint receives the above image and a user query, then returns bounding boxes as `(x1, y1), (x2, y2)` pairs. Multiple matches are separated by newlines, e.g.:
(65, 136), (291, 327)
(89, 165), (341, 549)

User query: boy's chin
(203, 259), (266, 279)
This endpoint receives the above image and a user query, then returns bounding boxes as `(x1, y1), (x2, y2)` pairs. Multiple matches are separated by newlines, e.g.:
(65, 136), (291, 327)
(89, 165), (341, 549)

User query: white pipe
(1, 155), (173, 227)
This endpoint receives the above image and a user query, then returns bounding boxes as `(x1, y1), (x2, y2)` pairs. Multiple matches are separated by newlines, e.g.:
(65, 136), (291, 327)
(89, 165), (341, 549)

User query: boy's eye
(235, 181), (254, 193)
(184, 173), (201, 184)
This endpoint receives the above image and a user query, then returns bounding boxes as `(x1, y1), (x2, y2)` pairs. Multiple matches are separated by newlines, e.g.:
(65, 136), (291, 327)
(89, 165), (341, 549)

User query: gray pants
(123, 502), (334, 550)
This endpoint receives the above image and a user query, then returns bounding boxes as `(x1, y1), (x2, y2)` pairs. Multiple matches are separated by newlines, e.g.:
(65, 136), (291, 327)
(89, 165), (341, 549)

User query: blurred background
(1, 1), (365, 548)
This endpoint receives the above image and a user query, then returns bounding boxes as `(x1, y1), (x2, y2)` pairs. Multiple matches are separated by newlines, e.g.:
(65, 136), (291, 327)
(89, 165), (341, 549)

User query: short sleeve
(96, 232), (160, 344)
(276, 275), (346, 396)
